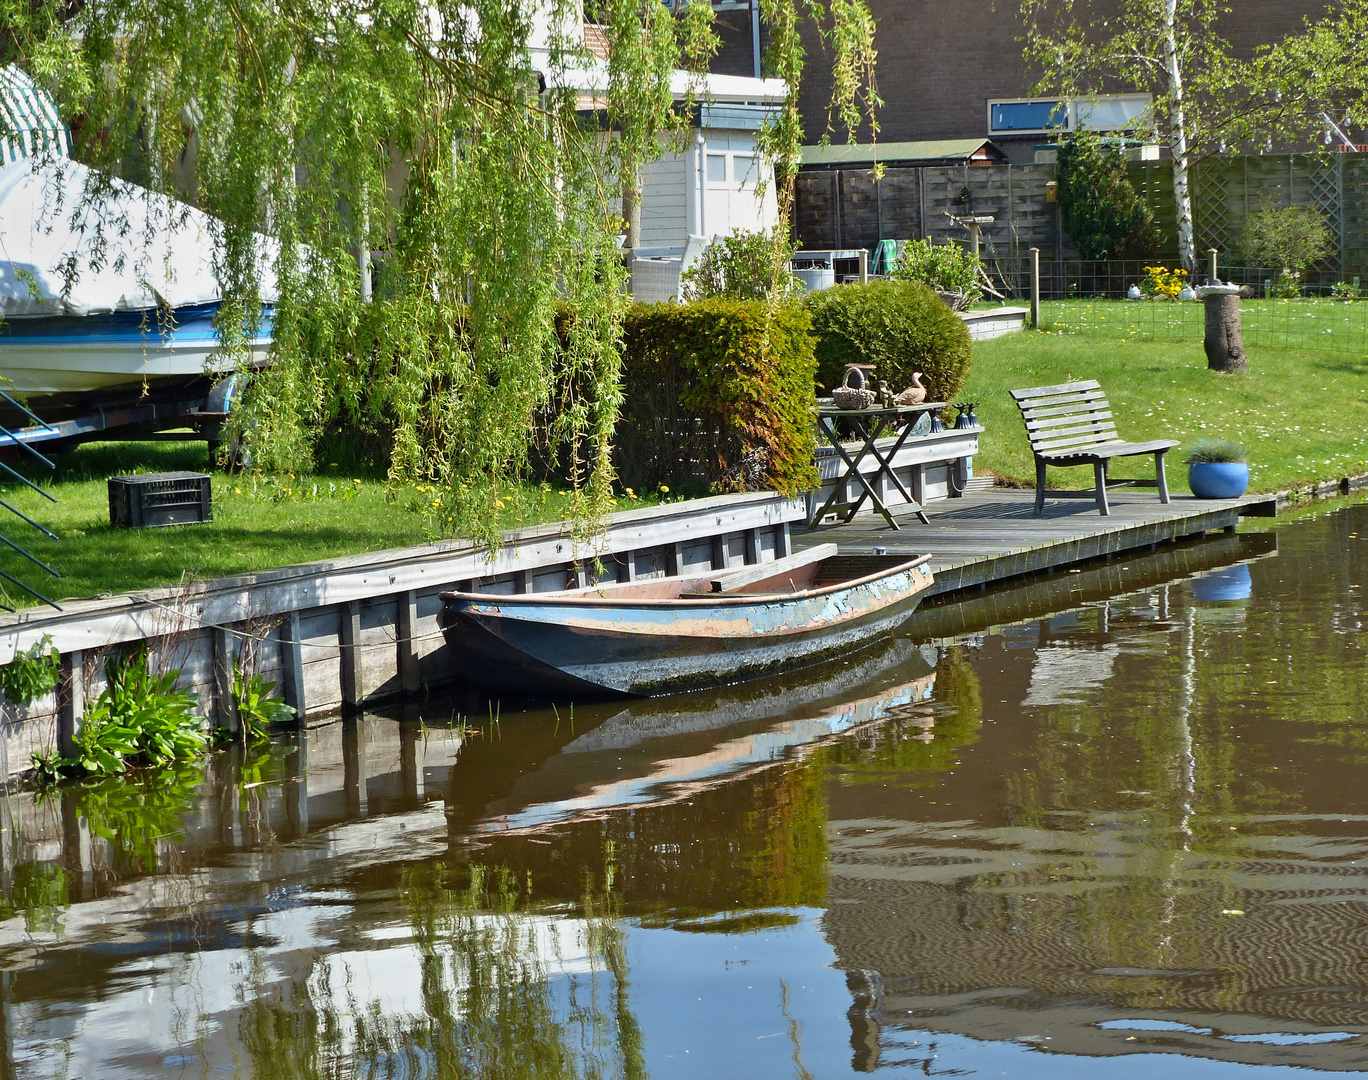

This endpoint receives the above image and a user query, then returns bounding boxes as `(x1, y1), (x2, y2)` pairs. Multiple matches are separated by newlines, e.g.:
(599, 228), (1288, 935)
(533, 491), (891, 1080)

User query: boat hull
(0, 302), (270, 397)
(439, 556), (934, 698)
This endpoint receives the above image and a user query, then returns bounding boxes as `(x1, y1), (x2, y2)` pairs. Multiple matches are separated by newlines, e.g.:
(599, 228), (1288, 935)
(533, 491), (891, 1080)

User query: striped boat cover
(0, 65), (70, 165)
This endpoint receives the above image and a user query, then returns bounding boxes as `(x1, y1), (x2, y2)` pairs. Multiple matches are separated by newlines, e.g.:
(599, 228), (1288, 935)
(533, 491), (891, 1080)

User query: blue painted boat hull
(438, 554), (935, 698)
(0, 302), (271, 398)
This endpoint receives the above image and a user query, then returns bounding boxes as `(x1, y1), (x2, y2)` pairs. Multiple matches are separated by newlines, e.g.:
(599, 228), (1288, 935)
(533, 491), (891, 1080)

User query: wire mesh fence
(989, 257), (1361, 301)
(1036, 298), (1368, 356)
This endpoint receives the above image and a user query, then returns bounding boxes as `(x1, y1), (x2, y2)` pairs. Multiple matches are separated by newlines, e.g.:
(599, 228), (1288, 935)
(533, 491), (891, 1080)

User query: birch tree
(1022, 0), (1368, 274)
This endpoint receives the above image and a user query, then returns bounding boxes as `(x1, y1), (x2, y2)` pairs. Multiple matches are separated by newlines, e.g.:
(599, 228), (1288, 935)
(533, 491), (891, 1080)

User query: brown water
(2, 500), (1367, 1078)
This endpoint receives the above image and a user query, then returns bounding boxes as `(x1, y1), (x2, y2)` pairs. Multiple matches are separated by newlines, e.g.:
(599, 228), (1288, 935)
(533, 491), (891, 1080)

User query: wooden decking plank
(793, 488), (1269, 599)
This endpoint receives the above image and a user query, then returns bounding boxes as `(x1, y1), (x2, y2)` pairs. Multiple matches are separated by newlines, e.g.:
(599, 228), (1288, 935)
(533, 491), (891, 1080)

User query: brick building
(708, 0), (1334, 162)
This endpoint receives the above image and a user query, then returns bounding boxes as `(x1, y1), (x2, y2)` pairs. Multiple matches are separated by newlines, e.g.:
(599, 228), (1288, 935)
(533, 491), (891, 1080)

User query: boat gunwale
(439, 552), (933, 610)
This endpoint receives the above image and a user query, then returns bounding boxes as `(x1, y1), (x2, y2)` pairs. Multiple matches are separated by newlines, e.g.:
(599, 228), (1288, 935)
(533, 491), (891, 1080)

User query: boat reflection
(473, 638), (938, 834)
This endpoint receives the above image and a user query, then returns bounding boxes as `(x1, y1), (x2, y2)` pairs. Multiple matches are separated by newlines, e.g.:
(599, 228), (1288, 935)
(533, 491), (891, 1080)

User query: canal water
(2, 500), (1367, 1078)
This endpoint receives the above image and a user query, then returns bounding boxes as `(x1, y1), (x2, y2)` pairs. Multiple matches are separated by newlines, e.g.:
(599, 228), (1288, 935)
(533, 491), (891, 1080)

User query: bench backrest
(1009, 380), (1120, 456)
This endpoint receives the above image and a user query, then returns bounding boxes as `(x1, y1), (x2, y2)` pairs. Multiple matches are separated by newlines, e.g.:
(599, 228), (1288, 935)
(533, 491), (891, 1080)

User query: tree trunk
(622, 176), (641, 251)
(1163, 0), (1197, 275)
(1204, 292), (1246, 372)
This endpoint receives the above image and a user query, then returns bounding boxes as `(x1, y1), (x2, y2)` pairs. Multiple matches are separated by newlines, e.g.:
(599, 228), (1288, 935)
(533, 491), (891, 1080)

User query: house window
(731, 153), (758, 185)
(989, 100), (1066, 133)
(706, 153), (728, 183)
(1075, 96), (1151, 131)
(987, 94), (1151, 135)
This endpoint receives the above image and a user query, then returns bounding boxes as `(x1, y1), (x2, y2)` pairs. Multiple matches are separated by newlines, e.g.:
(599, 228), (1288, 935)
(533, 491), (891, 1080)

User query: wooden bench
(1009, 380), (1178, 516)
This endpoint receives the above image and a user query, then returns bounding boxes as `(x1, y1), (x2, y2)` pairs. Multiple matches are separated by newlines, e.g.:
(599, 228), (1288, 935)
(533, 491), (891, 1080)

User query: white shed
(531, 17), (786, 301)
(637, 99), (782, 250)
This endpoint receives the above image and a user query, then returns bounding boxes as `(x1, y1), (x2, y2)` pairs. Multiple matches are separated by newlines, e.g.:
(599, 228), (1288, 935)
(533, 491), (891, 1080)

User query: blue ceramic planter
(1188, 461), (1249, 499)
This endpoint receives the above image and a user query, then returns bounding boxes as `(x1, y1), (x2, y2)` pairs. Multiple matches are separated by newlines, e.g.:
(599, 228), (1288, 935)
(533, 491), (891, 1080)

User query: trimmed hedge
(618, 300), (818, 496)
(805, 280), (974, 404)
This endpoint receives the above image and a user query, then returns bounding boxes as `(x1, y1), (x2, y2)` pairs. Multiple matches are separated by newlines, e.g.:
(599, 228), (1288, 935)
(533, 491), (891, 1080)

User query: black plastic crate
(108, 472), (213, 529)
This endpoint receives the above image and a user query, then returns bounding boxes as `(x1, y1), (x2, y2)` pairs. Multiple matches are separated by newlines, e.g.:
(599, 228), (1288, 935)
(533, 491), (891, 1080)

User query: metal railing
(0, 391), (61, 610)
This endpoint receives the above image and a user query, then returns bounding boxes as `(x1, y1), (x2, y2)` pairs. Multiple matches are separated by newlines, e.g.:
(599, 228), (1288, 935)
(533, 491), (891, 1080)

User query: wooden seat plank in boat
(685, 544), (839, 596)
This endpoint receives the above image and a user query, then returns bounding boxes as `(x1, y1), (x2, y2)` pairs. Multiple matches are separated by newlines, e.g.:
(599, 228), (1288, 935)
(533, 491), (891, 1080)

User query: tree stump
(1204, 290), (1246, 373)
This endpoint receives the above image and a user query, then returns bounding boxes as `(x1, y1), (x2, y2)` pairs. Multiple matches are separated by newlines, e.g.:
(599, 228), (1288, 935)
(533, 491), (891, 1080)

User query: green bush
(1055, 131), (1162, 259)
(805, 280), (974, 403)
(890, 238), (984, 306)
(618, 300), (818, 496)
(231, 665), (296, 744)
(0, 637), (60, 708)
(1239, 202), (1333, 278)
(680, 229), (798, 302)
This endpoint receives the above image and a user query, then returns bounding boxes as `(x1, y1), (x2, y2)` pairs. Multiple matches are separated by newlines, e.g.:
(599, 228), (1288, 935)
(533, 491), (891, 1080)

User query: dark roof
(799, 138), (1007, 169)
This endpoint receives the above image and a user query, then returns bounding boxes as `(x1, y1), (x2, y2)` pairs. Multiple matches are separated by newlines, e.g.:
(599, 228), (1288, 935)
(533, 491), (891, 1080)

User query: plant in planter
(1186, 438), (1249, 499)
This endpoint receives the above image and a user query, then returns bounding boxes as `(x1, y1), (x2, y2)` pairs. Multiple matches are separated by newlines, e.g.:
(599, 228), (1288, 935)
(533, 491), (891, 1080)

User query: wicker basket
(832, 365), (876, 410)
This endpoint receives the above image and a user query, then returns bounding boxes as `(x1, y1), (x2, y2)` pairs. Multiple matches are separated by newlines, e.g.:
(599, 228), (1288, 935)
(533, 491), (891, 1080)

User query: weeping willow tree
(5, 0), (878, 542)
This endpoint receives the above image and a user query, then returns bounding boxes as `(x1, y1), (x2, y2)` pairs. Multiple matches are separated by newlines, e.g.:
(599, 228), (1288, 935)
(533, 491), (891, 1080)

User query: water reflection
(3, 505), (1368, 1076)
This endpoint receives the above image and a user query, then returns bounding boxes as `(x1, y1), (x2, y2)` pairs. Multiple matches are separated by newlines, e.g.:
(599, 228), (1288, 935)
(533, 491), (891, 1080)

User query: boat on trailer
(438, 543), (935, 698)
(0, 301), (270, 401)
(0, 154), (276, 414)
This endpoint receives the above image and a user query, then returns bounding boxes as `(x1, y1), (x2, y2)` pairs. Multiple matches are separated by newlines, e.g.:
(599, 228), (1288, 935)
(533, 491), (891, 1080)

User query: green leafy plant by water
(58, 767), (202, 872)
(1, 862), (68, 935)
(32, 648), (204, 782)
(0, 636), (60, 708)
(231, 665), (296, 744)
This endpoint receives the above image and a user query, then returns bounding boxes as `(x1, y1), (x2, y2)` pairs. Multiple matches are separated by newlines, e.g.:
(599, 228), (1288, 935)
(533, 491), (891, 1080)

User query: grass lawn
(0, 440), (624, 610)
(5, 298), (1365, 610)
(1037, 296), (1368, 356)
(965, 304), (1368, 493)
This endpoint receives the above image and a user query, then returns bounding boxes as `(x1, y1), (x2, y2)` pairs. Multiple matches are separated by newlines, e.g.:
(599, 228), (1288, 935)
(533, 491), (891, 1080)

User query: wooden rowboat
(438, 544), (934, 698)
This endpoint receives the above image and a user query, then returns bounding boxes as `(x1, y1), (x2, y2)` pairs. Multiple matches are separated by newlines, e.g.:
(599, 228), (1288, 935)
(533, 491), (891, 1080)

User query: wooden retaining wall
(0, 492), (805, 777)
(0, 427), (983, 780)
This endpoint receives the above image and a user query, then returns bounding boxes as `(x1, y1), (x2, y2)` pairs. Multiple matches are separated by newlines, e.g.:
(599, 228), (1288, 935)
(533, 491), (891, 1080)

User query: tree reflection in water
(234, 856), (645, 1080)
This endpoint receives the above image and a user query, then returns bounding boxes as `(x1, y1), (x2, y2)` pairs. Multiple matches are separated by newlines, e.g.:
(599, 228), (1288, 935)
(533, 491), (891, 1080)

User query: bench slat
(1018, 388), (1109, 407)
(1039, 438), (1178, 462)
(1025, 411), (1116, 434)
(1033, 427), (1119, 448)
(1009, 380), (1102, 400)
(1018, 395), (1110, 421)
(1035, 433), (1123, 453)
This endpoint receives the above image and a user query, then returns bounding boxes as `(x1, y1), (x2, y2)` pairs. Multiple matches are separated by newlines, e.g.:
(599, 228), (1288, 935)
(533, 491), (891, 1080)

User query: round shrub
(805, 280), (973, 403)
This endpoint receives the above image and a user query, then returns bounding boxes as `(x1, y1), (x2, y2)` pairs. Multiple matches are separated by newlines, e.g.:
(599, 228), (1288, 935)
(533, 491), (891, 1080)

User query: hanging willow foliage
(4, 0), (878, 544)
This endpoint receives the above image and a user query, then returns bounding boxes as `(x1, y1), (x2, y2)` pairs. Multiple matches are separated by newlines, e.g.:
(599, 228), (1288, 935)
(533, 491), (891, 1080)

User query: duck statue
(895, 372), (928, 406)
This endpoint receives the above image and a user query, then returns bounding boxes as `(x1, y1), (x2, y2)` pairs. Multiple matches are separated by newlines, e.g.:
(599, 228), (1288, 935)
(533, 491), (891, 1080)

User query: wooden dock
(794, 487), (1278, 598)
(0, 482), (1282, 781)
